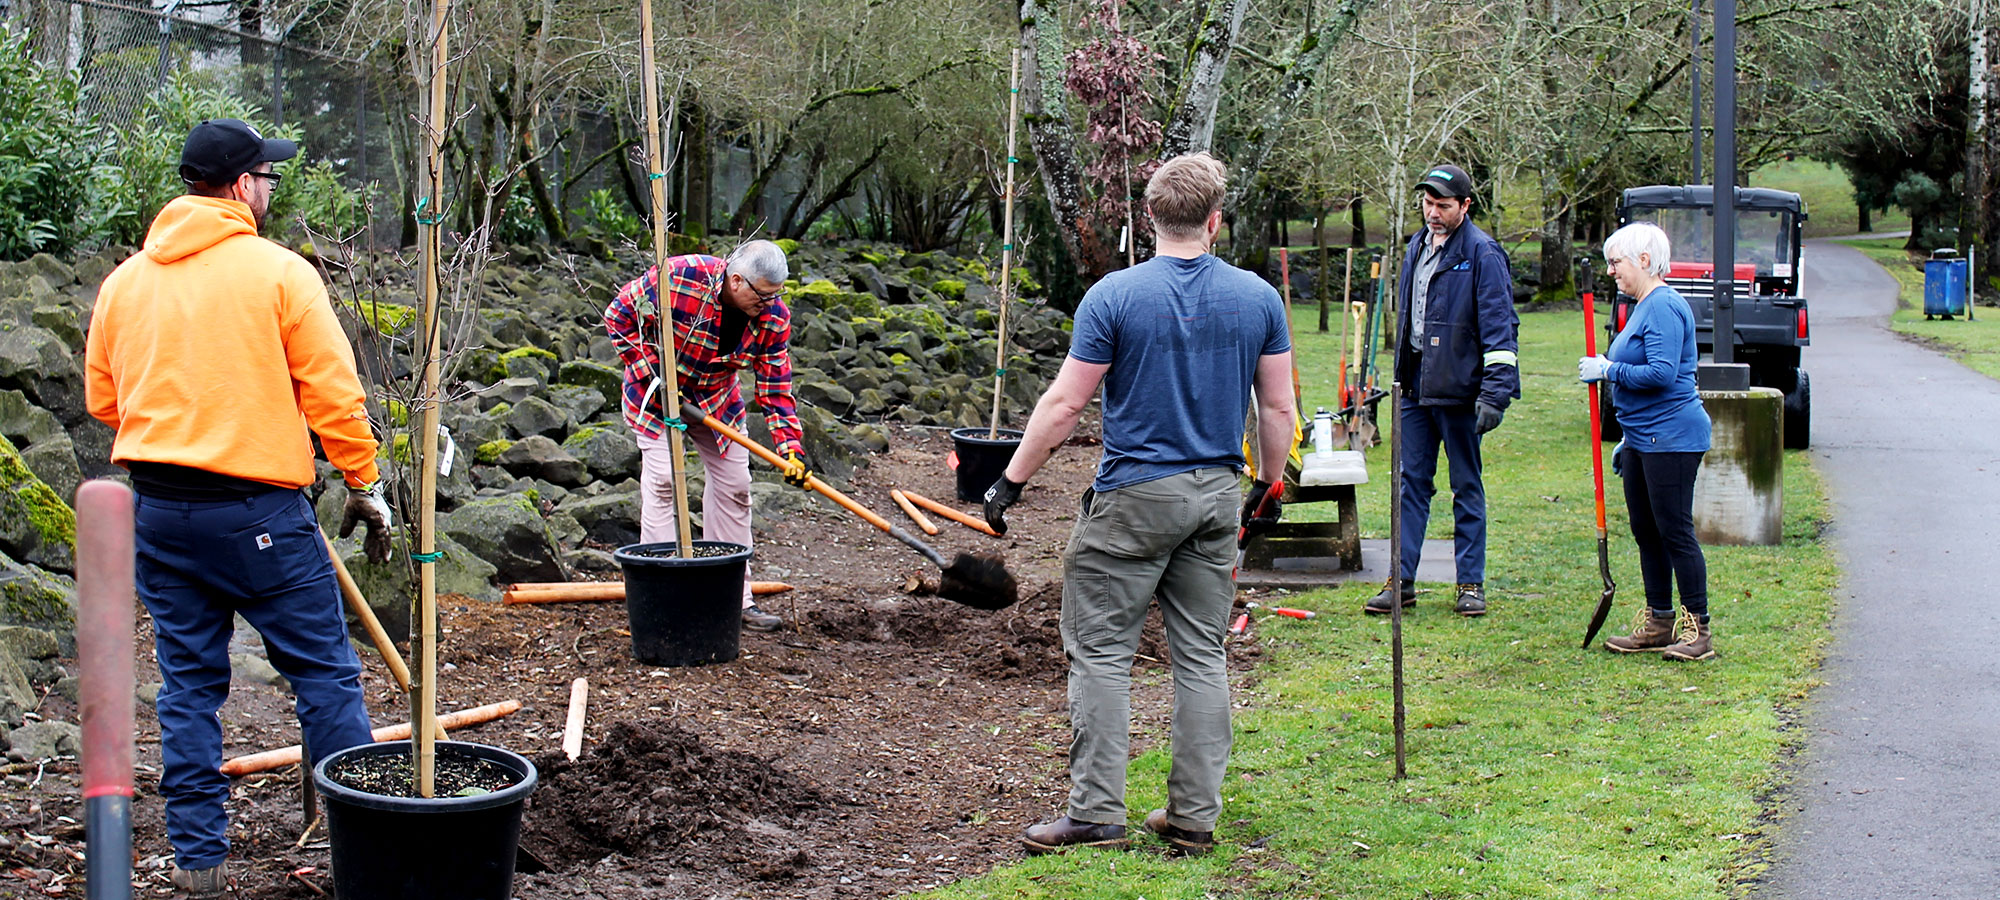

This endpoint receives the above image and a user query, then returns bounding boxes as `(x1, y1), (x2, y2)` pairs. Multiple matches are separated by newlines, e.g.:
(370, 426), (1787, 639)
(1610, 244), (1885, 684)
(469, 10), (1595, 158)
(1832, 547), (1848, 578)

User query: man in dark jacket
(1365, 163), (1520, 617)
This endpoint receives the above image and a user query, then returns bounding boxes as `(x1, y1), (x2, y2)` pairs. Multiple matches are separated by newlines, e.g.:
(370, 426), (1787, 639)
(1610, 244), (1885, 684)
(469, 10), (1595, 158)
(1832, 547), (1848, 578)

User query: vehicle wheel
(1783, 370), (1811, 449)
(1598, 387), (1622, 442)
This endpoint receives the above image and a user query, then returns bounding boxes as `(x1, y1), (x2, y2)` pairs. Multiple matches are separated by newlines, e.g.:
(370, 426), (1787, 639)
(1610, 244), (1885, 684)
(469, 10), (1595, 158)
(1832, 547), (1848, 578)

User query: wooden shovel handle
(323, 533), (413, 693)
(690, 407), (899, 535)
(890, 490), (940, 535)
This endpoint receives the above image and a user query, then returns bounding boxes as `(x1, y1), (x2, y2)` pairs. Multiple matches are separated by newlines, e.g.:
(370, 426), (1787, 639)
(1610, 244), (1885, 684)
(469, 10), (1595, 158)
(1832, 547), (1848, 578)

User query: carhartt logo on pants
(255, 533), (273, 550)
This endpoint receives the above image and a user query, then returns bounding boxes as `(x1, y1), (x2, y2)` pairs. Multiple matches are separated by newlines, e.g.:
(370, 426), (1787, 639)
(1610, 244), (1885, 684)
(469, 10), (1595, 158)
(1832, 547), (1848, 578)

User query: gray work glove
(983, 476), (1025, 536)
(1474, 401), (1505, 435)
(339, 482), (395, 565)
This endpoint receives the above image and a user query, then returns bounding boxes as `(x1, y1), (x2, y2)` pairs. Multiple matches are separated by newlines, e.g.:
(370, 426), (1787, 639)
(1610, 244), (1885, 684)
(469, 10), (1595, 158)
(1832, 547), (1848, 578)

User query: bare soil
(2, 423), (1273, 899)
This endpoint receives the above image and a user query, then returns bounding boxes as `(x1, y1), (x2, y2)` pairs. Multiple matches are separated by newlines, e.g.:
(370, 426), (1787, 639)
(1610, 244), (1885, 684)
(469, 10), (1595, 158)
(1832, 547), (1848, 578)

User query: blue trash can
(1924, 250), (1967, 318)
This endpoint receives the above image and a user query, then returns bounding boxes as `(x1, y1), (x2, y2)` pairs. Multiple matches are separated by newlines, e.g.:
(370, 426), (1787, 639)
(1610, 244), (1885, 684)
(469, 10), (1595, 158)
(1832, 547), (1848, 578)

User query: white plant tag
(439, 426), (458, 476)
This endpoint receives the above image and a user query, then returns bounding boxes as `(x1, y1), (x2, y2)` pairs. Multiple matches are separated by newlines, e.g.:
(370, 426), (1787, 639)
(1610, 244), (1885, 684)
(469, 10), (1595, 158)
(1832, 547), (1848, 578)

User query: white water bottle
(1312, 407), (1335, 458)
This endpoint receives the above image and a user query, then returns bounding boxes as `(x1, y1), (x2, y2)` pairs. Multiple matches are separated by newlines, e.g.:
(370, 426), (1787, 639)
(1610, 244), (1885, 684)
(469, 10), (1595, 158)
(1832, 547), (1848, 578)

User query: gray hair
(1603, 222), (1672, 277)
(725, 239), (789, 286)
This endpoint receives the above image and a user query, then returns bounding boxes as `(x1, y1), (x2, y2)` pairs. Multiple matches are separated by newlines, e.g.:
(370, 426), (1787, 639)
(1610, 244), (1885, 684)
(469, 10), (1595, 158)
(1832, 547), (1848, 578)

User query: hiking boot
(1604, 608), (1677, 653)
(1454, 583), (1487, 616)
(1363, 580), (1416, 615)
(1143, 808), (1217, 856)
(1022, 815), (1129, 855)
(1661, 611), (1715, 661)
(171, 862), (227, 897)
(741, 603), (783, 632)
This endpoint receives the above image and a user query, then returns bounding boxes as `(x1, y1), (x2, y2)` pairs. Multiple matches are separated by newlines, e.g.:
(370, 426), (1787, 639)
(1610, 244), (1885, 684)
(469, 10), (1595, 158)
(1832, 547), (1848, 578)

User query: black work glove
(781, 451), (813, 489)
(339, 482), (395, 565)
(1474, 401), (1505, 435)
(983, 476), (1025, 536)
(1240, 480), (1282, 535)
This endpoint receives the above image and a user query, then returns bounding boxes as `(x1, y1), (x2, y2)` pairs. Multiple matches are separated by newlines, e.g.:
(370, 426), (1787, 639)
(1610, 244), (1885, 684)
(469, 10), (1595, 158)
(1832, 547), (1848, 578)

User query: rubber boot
(1662, 611), (1714, 661)
(1603, 608), (1676, 653)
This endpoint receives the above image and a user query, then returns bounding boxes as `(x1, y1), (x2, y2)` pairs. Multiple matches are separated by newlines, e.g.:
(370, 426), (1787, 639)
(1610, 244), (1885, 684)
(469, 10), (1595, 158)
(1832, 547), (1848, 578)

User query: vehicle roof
(1620, 185), (1806, 215)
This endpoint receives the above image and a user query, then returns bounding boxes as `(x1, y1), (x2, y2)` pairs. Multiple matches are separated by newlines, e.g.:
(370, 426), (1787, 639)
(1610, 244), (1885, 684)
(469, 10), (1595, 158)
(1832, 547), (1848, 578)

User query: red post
(77, 479), (136, 900)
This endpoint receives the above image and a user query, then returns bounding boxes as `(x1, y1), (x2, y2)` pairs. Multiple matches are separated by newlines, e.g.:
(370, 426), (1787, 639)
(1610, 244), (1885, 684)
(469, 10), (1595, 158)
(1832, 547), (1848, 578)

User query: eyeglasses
(743, 278), (784, 303)
(247, 171), (283, 185)
(1604, 255), (1626, 268)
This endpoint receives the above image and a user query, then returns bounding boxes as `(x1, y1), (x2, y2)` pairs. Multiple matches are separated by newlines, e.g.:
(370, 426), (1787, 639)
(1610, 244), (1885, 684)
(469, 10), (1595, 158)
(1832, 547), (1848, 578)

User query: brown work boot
(1363, 579), (1416, 615)
(1022, 815), (1128, 855)
(1143, 808), (1216, 856)
(1662, 611), (1715, 661)
(1603, 607), (1676, 653)
(1454, 583), (1487, 616)
(741, 603), (783, 632)
(171, 862), (228, 897)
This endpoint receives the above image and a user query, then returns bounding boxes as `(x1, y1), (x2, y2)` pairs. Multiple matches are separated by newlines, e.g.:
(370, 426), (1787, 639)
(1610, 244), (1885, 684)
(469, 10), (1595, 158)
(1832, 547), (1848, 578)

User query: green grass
(916, 309), (1839, 899)
(1837, 237), (2000, 381)
(1750, 159), (1910, 238)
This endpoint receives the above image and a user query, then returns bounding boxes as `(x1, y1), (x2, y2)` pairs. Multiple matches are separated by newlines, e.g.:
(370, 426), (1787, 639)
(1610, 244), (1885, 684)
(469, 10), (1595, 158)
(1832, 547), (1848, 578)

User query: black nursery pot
(614, 540), (752, 666)
(949, 427), (1024, 502)
(313, 741), (539, 900)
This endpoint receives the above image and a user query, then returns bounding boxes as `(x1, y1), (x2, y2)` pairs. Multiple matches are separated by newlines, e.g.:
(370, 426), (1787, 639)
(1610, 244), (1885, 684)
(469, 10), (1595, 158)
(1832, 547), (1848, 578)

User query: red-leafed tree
(1062, 0), (1164, 262)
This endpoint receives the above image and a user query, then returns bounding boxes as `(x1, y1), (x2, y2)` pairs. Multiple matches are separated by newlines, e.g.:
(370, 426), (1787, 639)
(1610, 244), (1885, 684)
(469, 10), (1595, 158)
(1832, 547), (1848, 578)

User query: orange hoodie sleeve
(279, 262), (381, 487)
(85, 277), (121, 430)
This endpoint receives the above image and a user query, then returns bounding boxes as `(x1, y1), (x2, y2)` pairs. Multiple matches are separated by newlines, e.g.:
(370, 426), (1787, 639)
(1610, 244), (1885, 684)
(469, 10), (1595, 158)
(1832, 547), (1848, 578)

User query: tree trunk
(1219, 0), (1374, 216)
(1538, 174), (1573, 303)
(1019, 0), (1110, 281)
(684, 99), (712, 240)
(1158, 0), (1250, 158)
(1314, 208), (1330, 332)
(1350, 197), (1366, 247)
(1857, 203), (1873, 234)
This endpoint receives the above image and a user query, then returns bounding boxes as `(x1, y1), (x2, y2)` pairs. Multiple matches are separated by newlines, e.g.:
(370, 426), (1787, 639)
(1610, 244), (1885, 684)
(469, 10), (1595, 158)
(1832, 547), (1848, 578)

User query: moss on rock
(475, 440), (514, 464)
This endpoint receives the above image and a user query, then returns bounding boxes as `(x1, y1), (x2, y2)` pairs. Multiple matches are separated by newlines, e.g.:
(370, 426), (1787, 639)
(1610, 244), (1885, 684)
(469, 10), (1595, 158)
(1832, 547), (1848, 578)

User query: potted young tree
(951, 52), (1026, 500)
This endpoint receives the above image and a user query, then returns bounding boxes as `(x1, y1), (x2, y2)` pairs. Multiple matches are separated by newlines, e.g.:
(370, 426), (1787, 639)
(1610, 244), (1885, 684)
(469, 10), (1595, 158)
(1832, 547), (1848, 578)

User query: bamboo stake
(889, 489), (940, 535)
(899, 489), (1002, 537)
(637, 0), (695, 559)
(410, 0), (452, 800)
(988, 49), (1022, 439)
(221, 701), (521, 778)
(562, 678), (588, 761)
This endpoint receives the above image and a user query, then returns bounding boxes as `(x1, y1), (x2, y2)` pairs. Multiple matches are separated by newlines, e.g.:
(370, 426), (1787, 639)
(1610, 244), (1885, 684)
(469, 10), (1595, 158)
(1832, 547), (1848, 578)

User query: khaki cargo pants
(1061, 467), (1239, 832)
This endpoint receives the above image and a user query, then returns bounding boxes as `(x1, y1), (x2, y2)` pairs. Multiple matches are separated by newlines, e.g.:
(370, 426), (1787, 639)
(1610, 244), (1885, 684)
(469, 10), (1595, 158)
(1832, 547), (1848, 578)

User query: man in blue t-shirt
(981, 153), (1295, 857)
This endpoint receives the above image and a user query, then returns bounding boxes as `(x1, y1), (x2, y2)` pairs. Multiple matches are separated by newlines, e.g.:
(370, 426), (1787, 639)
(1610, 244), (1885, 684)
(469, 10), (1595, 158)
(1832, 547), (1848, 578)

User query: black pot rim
(313, 740), (539, 813)
(614, 540), (753, 567)
(949, 427), (1025, 448)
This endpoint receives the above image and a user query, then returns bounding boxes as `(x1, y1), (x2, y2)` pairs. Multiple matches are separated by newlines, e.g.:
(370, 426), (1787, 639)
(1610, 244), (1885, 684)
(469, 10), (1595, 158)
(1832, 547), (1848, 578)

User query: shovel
(687, 404), (1020, 610)
(1579, 268), (1618, 648)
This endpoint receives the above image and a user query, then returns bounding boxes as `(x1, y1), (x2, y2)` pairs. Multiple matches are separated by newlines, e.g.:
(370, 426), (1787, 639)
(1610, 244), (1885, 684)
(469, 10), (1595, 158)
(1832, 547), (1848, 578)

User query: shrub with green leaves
(0, 30), (126, 261)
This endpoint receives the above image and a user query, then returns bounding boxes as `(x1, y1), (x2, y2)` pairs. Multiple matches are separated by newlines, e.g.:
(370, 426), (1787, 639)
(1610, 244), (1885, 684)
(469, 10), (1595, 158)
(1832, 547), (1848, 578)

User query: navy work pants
(1620, 449), (1708, 616)
(1396, 399), (1486, 584)
(135, 489), (374, 869)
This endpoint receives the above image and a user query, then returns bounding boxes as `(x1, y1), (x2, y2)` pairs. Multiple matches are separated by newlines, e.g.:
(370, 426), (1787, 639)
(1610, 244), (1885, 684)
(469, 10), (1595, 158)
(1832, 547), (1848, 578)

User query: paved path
(1763, 241), (2000, 897)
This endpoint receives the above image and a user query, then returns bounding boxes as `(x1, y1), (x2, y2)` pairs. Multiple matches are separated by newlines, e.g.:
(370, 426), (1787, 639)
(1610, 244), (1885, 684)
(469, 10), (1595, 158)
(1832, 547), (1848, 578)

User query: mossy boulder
(497, 435), (589, 486)
(504, 395), (571, 440)
(546, 385), (609, 423)
(555, 359), (623, 398)
(440, 494), (566, 585)
(930, 279), (967, 301)
(562, 426), (641, 482)
(0, 436), (73, 573)
(0, 555), (74, 643)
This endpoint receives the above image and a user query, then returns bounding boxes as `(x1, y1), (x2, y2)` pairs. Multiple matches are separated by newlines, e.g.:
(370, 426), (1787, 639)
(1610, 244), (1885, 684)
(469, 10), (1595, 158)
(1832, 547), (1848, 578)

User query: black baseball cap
(178, 119), (297, 186)
(1414, 163), (1473, 199)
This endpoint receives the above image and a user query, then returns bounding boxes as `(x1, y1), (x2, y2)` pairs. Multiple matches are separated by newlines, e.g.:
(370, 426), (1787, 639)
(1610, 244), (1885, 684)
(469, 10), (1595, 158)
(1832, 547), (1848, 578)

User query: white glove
(1578, 355), (1613, 384)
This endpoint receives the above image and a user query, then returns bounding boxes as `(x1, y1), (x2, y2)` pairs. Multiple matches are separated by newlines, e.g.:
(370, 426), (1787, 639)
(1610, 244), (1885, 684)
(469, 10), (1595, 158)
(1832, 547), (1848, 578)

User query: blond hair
(1144, 153), (1227, 240)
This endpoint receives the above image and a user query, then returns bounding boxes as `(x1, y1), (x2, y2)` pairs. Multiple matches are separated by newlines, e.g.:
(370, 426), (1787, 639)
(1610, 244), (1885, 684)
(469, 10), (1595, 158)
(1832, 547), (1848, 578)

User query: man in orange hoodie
(85, 119), (392, 897)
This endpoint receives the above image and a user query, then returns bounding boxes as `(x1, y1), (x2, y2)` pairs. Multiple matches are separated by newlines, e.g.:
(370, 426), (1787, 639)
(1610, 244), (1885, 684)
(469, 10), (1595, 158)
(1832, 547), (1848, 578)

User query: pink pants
(637, 424), (754, 608)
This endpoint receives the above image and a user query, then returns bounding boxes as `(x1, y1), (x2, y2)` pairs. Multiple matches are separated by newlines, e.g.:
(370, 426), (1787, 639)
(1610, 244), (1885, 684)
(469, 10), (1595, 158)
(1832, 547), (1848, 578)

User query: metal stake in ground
(988, 49), (1022, 439)
(1388, 381), (1407, 780)
(1580, 263), (1619, 647)
(78, 480), (135, 900)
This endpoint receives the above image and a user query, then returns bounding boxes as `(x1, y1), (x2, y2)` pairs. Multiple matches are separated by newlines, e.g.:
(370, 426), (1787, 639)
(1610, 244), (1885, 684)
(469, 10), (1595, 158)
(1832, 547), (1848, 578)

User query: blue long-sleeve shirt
(1607, 285), (1711, 453)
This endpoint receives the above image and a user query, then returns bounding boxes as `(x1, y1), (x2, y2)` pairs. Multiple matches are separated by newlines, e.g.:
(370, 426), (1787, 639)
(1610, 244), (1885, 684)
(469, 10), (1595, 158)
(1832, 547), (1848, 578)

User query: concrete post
(1693, 387), (1783, 545)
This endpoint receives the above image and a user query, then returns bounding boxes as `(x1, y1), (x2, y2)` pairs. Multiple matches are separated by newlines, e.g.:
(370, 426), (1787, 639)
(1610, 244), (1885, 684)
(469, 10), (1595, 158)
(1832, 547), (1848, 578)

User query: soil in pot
(324, 745), (523, 798)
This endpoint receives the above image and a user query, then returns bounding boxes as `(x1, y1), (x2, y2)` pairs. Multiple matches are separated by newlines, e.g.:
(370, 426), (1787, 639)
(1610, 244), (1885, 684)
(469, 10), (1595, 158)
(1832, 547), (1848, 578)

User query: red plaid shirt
(605, 255), (803, 456)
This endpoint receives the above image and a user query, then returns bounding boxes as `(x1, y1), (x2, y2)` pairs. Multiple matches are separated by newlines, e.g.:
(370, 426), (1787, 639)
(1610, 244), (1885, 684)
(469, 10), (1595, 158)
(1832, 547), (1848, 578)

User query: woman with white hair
(1578, 221), (1715, 661)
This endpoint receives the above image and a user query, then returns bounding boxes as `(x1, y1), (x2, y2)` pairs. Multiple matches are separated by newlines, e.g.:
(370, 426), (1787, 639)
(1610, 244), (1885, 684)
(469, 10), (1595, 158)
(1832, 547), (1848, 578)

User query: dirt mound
(519, 719), (829, 870)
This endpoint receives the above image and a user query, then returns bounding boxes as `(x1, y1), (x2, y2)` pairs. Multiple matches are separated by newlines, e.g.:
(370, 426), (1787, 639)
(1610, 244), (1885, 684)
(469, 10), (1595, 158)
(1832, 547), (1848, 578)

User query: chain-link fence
(5, 0), (394, 234)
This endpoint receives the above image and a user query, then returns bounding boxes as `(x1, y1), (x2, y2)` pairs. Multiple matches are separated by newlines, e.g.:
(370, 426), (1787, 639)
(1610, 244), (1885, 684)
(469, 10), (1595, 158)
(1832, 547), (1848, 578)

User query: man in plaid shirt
(605, 239), (806, 631)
